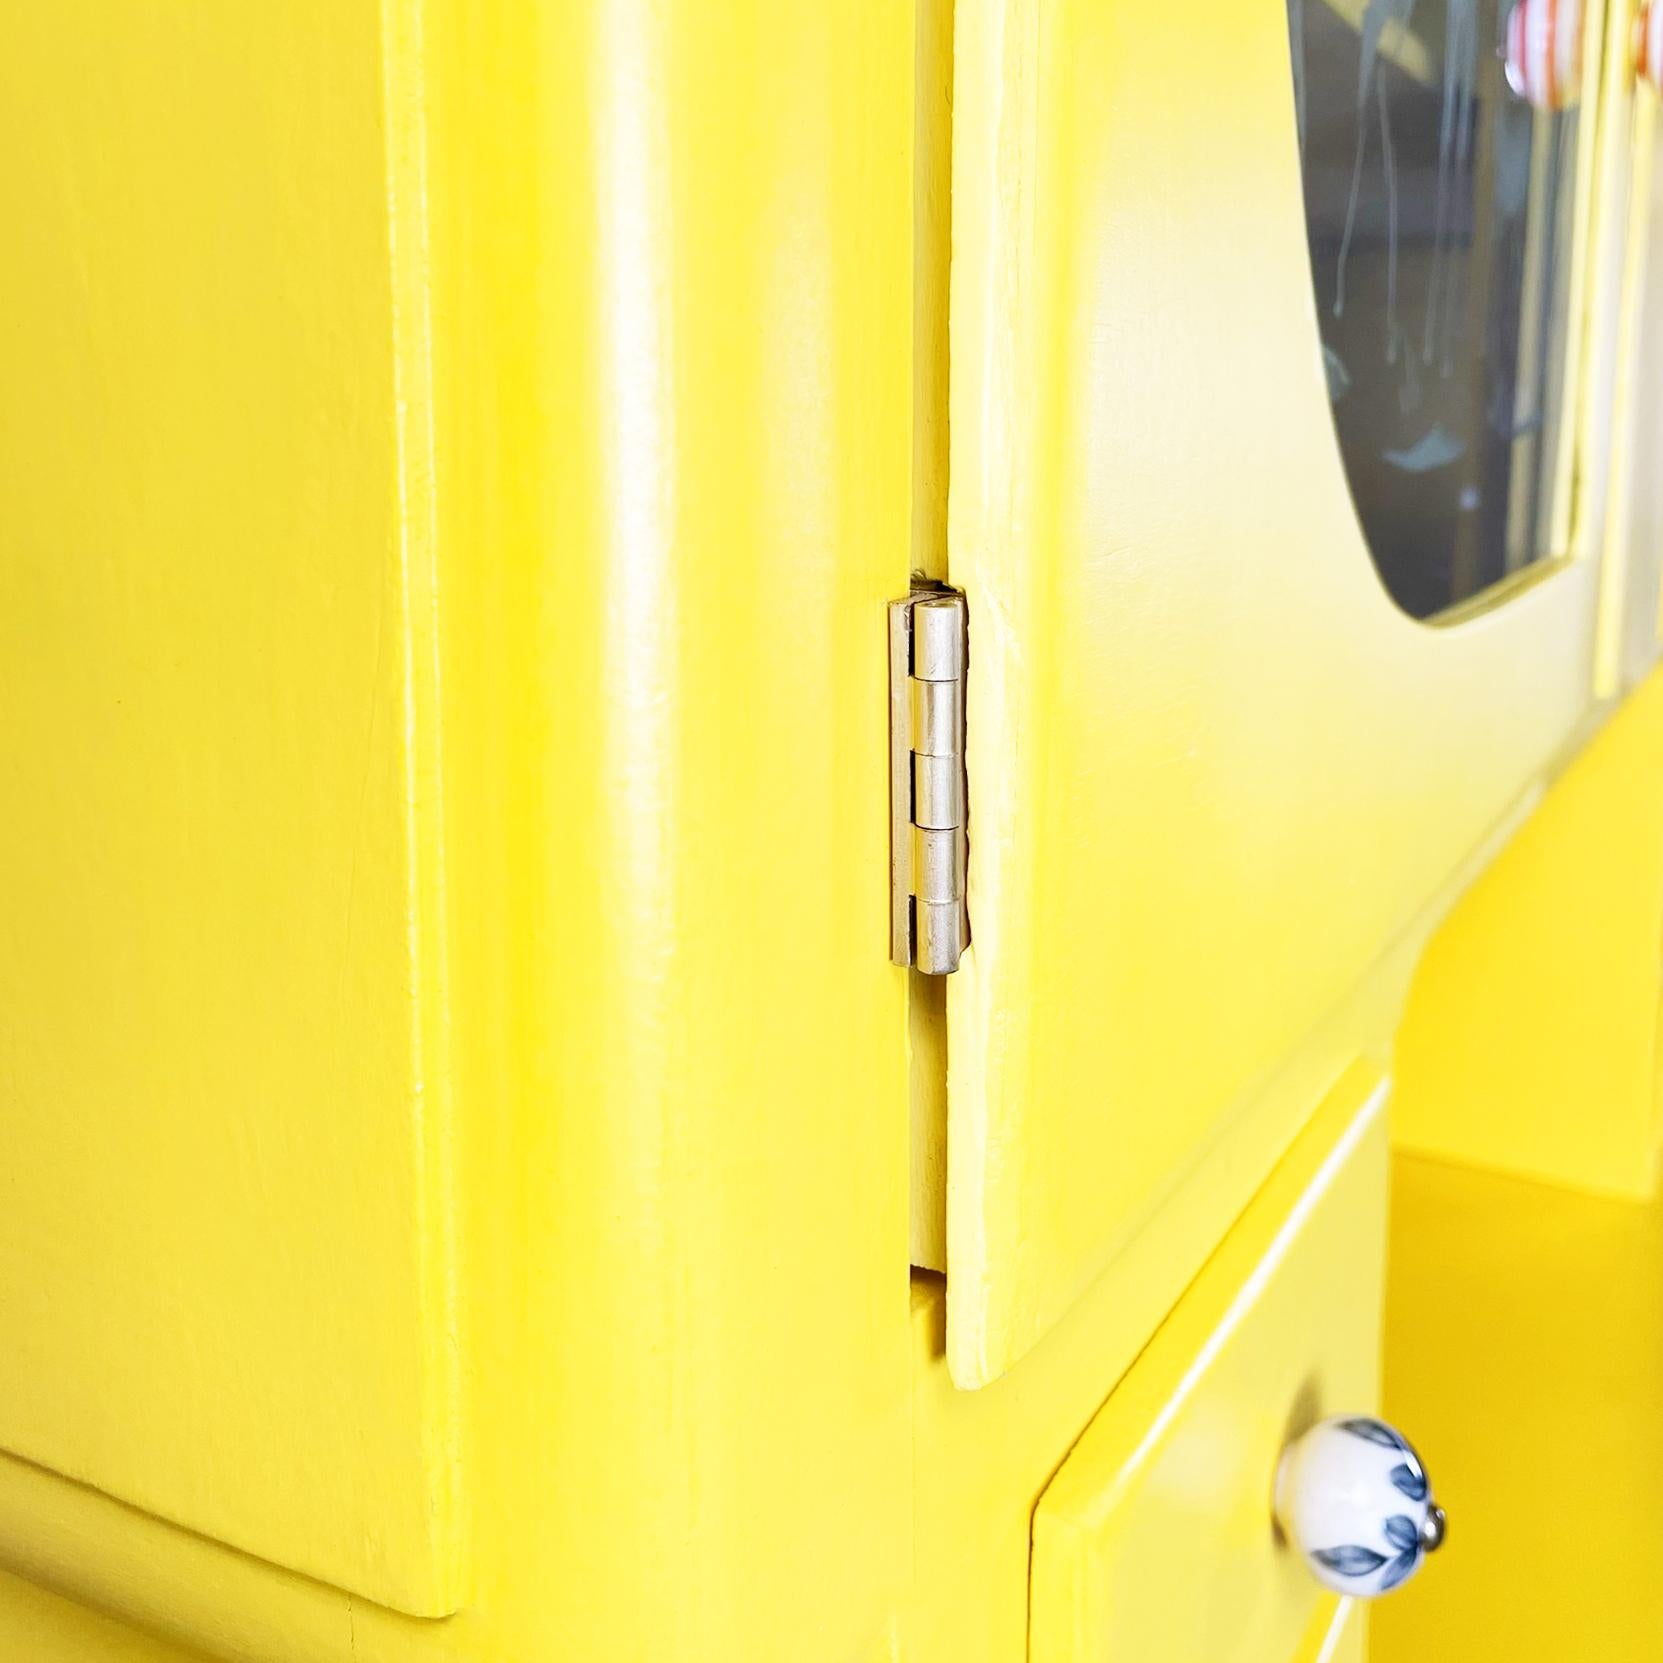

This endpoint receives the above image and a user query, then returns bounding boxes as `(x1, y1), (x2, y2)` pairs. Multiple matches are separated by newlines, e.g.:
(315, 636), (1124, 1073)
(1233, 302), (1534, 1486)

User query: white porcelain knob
(1275, 1416), (1445, 1598)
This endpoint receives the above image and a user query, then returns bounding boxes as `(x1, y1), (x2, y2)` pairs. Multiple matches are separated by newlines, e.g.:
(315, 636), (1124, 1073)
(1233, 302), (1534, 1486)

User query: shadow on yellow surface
(1373, 1152), (1663, 1661)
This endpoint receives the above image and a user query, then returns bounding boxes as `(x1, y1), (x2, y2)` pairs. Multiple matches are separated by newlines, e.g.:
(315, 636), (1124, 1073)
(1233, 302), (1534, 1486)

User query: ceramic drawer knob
(1504, 0), (1585, 110)
(1275, 1416), (1446, 1598)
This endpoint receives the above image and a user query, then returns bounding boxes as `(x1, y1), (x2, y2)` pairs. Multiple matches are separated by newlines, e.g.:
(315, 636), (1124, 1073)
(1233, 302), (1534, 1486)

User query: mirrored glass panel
(1287, 0), (1580, 618)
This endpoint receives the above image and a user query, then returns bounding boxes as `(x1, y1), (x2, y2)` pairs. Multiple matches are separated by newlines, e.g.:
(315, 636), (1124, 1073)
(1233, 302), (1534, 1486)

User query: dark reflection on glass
(1288, 0), (1577, 619)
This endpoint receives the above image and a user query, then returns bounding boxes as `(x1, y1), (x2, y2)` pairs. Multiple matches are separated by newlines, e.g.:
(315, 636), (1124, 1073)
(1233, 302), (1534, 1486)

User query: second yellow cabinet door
(944, 0), (1601, 1387)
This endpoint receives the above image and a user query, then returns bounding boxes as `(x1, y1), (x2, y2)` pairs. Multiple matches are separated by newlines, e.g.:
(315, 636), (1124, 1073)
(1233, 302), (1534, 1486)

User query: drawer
(1030, 1064), (1389, 1663)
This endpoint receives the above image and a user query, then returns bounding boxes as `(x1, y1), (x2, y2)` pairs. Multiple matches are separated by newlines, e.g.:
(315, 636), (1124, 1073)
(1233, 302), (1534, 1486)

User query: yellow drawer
(1030, 1065), (1389, 1663)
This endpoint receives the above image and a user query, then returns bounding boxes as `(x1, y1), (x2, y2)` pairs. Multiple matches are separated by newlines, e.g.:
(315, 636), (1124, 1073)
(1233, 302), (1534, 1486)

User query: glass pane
(1288, 0), (1579, 619)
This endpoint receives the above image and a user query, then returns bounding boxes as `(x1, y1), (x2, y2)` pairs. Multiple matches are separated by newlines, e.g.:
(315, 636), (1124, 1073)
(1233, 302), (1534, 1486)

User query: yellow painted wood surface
(907, 0), (955, 1276)
(909, 1065), (1388, 1663)
(0, 1571), (206, 1663)
(1616, 90), (1663, 684)
(1585, 0), (1647, 695)
(1372, 1153), (1663, 1662)
(2, 1), (1659, 1658)
(1298, 1599), (1366, 1663)
(945, 0), (1601, 1390)
(0, 3), (462, 1616)
(1393, 660), (1663, 1196)
(0, 1), (918, 1658)
(1030, 1068), (1386, 1663)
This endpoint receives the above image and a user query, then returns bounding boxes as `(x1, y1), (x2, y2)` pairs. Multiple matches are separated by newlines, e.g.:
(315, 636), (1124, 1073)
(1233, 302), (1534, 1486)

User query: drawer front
(1030, 1065), (1388, 1663)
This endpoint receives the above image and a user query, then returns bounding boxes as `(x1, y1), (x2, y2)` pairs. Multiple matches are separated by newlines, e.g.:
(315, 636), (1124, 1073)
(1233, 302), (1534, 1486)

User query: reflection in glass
(1287, 0), (1578, 618)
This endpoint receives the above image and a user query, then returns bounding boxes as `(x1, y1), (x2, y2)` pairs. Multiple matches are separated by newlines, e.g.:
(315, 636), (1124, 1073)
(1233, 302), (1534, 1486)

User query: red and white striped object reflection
(1505, 0), (1585, 111)
(1637, 2), (1663, 93)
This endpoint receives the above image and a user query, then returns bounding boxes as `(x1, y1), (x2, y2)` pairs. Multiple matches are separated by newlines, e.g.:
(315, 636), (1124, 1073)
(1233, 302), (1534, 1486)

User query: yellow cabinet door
(943, 0), (1603, 1387)
(0, 6), (461, 1617)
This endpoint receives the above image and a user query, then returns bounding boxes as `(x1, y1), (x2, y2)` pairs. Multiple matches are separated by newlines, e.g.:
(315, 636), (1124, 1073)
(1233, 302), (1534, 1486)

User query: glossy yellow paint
(908, 0), (956, 1276)
(1, 1), (917, 1659)
(0, 1571), (207, 1663)
(945, 0), (1601, 1390)
(0, 2), (461, 1615)
(1393, 659), (1663, 1197)
(1549, 0), (1614, 563)
(909, 1064), (1388, 1663)
(3, 1), (1660, 1659)
(1586, 0), (1647, 693)
(1299, 1600), (1366, 1663)
(1372, 1153), (1663, 1662)
(1611, 89), (1663, 685)
(1030, 1070), (1386, 1663)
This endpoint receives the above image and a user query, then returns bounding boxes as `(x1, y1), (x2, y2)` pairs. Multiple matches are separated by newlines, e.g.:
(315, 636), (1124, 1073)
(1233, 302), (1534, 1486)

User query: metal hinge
(889, 583), (969, 974)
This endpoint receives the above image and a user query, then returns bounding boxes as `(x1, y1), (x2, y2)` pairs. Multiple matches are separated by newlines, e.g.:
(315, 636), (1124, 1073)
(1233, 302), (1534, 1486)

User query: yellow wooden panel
(0, 1), (919, 1659)
(1394, 660), (1663, 1196)
(1297, 1599), (1366, 1663)
(1587, 0), (1653, 696)
(1373, 1154), (1663, 1662)
(908, 1064), (1393, 1663)
(1030, 1066), (1387, 1663)
(0, 2), (460, 1617)
(0, 1571), (205, 1663)
(1615, 91), (1663, 686)
(907, 0), (956, 1276)
(945, 0), (1600, 1386)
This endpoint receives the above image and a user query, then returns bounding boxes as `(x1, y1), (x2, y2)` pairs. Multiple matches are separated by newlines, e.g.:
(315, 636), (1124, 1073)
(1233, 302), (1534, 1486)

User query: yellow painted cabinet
(0, 2), (920, 1660)
(942, 0), (1603, 1389)
(2, 1), (1656, 1660)
(1030, 1066), (1388, 1663)
(0, 4), (462, 1618)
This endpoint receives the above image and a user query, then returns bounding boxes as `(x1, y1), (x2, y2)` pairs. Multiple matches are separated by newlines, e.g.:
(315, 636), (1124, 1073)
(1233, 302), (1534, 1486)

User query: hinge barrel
(890, 586), (969, 974)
